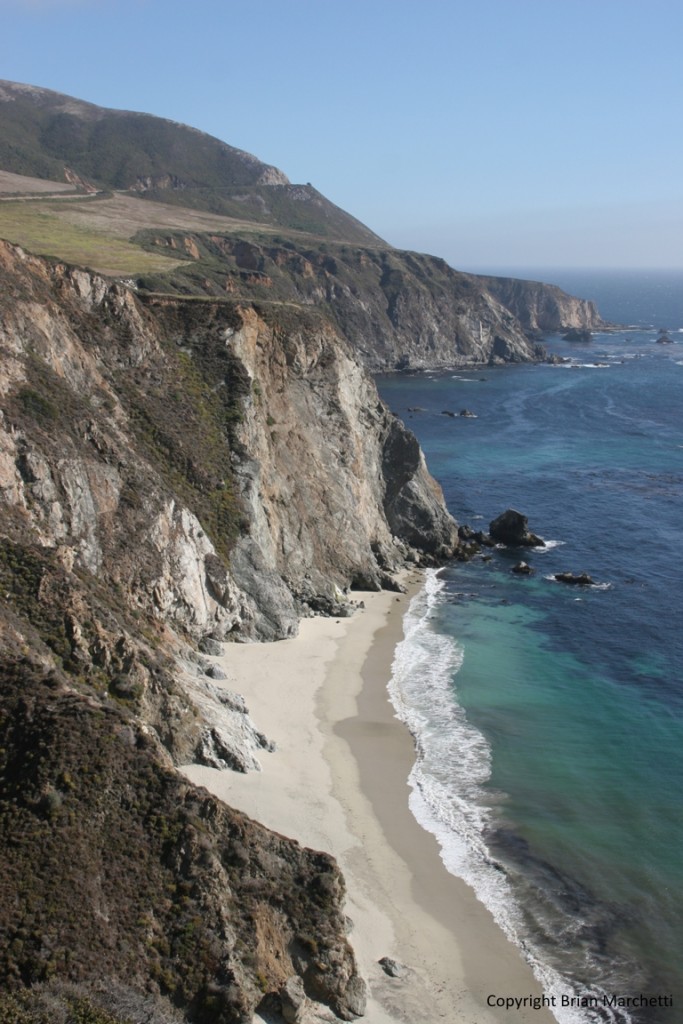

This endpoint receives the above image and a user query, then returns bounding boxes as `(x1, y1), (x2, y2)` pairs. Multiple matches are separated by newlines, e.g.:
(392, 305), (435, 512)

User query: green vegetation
(0, 202), (184, 276)
(0, 540), (74, 668)
(0, 988), (131, 1024)
(0, 656), (353, 1023)
(0, 82), (384, 268)
(11, 356), (92, 438)
(112, 300), (249, 559)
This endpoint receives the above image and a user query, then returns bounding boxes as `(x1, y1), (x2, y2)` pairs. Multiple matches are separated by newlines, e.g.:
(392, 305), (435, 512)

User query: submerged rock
(563, 327), (593, 341)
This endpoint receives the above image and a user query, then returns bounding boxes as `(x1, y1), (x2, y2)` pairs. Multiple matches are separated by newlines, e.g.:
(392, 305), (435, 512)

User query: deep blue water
(377, 273), (683, 1024)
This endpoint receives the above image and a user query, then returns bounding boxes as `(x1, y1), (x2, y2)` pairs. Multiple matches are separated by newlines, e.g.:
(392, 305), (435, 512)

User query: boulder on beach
(489, 509), (545, 548)
(379, 956), (406, 978)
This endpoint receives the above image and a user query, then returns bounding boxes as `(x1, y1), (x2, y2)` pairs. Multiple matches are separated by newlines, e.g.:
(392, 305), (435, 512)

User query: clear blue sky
(2, 0), (682, 269)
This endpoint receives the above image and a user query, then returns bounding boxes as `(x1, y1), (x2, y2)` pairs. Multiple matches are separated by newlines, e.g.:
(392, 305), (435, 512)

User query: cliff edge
(0, 239), (457, 1021)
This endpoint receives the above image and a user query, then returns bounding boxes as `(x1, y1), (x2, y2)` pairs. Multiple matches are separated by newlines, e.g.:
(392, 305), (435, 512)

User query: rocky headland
(0, 80), (608, 1024)
(0, 238), (458, 1022)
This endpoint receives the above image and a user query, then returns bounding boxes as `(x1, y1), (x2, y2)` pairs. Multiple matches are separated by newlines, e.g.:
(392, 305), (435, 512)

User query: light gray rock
(280, 975), (308, 1023)
(205, 664), (227, 680)
(378, 956), (405, 978)
(198, 636), (223, 656)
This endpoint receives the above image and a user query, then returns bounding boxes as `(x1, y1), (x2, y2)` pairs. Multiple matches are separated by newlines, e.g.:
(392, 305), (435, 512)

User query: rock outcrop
(554, 572), (596, 586)
(0, 240), (458, 643)
(0, 661), (365, 1024)
(140, 235), (582, 369)
(489, 509), (546, 548)
(476, 275), (604, 336)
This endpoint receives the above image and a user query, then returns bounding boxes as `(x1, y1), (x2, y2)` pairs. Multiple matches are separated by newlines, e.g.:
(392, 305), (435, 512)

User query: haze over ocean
(377, 270), (683, 1024)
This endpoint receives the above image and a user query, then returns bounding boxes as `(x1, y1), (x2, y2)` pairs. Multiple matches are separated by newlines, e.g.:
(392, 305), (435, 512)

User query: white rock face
(0, 239), (458, 774)
(147, 501), (248, 637)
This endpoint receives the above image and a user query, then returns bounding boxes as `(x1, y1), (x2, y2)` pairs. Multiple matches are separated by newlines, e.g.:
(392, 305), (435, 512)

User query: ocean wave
(534, 539), (566, 553)
(388, 572), (632, 1024)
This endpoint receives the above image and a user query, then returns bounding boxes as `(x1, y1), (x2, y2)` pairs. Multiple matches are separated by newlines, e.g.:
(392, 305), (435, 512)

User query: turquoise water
(378, 291), (683, 1023)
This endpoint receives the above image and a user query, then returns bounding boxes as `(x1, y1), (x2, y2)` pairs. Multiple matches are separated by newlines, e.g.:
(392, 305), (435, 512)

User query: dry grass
(0, 169), (76, 195)
(0, 201), (186, 276)
(50, 192), (282, 239)
(0, 188), (333, 277)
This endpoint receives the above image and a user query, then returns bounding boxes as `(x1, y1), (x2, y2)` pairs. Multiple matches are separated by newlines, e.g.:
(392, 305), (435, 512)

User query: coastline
(182, 577), (556, 1024)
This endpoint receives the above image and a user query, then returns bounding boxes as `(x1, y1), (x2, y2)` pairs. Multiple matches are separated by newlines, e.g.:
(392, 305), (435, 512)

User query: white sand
(182, 582), (557, 1024)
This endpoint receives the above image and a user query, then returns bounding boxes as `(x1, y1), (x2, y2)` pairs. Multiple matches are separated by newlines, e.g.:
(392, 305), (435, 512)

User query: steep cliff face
(475, 275), (604, 334)
(0, 239), (458, 1020)
(214, 303), (458, 633)
(140, 234), (604, 369)
(0, 240), (457, 641)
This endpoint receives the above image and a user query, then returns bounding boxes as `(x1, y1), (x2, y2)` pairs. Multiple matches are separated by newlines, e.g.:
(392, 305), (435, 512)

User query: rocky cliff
(0, 238), (458, 1021)
(0, 80), (605, 372)
(475, 274), (604, 334)
(137, 233), (605, 370)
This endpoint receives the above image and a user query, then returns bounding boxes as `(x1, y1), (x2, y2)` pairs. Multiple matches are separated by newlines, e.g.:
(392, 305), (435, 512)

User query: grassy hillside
(0, 80), (385, 247)
(0, 80), (286, 190)
(0, 201), (186, 276)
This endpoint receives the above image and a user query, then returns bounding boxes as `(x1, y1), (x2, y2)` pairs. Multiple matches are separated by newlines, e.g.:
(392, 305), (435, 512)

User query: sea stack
(489, 509), (546, 547)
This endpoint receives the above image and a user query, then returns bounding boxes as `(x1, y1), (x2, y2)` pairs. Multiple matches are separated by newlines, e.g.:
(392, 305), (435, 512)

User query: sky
(1, 0), (682, 270)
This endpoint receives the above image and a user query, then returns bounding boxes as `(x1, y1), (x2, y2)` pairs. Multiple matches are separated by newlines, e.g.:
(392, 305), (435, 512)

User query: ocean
(376, 269), (683, 1024)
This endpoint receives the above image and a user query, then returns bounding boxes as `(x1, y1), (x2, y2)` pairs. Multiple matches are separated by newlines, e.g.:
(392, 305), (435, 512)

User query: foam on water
(534, 539), (565, 553)
(388, 570), (633, 1024)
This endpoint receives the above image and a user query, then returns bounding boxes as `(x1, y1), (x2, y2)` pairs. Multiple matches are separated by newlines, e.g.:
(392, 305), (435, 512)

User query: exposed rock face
(476, 275), (605, 335)
(142, 236), (566, 369)
(0, 661), (364, 1023)
(0, 240), (457, 643)
(0, 239), (459, 1020)
(203, 303), (459, 626)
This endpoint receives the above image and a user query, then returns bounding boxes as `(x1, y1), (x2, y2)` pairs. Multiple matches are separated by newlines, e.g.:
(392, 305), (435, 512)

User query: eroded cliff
(138, 234), (571, 369)
(475, 274), (604, 334)
(0, 239), (458, 1021)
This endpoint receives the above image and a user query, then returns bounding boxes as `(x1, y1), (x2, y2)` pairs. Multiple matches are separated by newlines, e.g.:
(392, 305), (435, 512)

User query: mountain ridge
(0, 79), (605, 370)
(0, 79), (386, 247)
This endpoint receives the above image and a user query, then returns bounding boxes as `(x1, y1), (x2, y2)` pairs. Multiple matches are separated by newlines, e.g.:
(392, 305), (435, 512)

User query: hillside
(0, 80), (384, 246)
(0, 81), (604, 369)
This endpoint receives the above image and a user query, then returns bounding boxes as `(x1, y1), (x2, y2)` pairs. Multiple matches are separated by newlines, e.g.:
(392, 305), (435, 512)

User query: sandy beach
(182, 578), (557, 1024)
